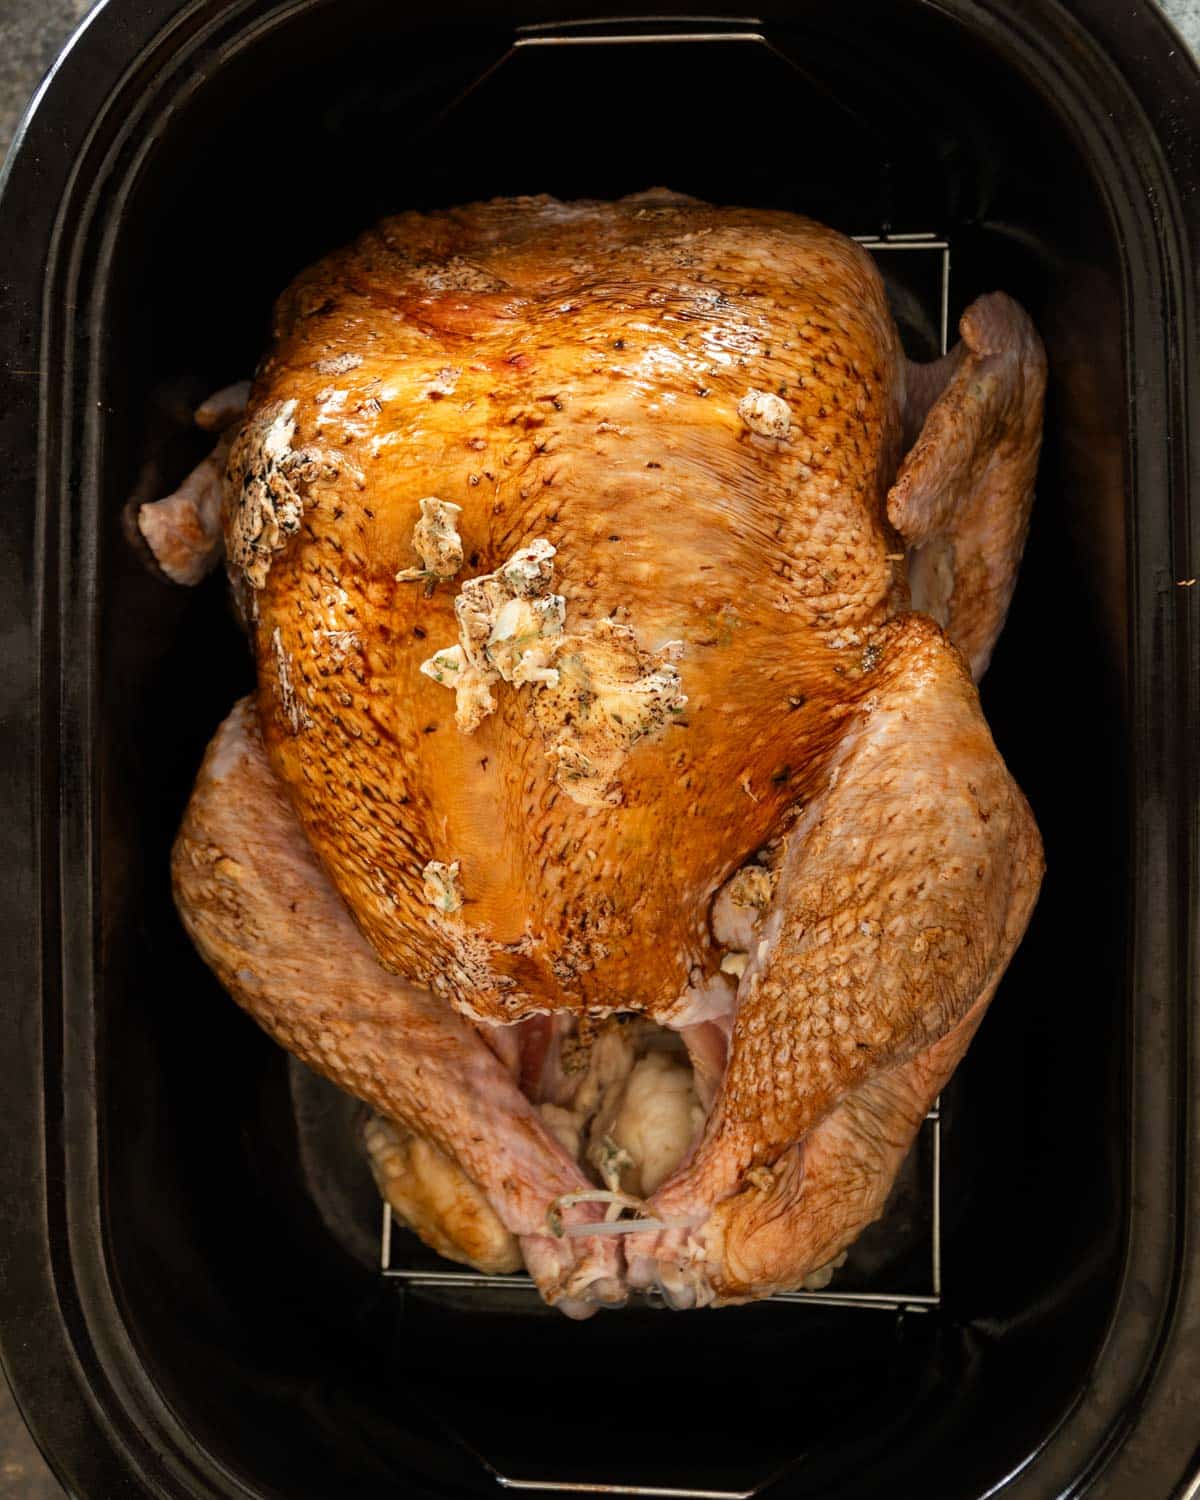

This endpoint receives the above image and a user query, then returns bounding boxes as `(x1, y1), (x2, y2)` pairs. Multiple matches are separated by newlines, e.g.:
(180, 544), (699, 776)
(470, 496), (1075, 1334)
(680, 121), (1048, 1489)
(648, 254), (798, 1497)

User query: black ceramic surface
(0, 2), (1196, 1498)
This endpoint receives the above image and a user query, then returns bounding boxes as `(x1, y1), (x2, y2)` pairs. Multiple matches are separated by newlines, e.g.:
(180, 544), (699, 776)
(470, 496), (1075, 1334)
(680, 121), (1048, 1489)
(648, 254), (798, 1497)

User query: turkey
(142, 190), (1045, 1315)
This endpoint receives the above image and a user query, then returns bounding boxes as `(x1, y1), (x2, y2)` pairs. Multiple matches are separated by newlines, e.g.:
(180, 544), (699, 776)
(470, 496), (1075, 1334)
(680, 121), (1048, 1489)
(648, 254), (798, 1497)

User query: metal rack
(379, 230), (953, 1325)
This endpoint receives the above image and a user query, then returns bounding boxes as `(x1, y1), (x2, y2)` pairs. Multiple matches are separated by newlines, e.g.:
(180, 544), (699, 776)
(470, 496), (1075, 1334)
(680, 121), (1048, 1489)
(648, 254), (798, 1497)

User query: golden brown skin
(233, 191), (909, 1025)
(701, 985), (990, 1304)
(154, 192), (1046, 1311)
(625, 615), (1043, 1305)
(890, 295), (1046, 679)
(173, 700), (625, 1315)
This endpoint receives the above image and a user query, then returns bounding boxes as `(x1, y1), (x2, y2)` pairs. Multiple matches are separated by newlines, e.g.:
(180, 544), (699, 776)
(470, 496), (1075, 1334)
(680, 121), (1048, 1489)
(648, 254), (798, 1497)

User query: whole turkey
(140, 190), (1045, 1316)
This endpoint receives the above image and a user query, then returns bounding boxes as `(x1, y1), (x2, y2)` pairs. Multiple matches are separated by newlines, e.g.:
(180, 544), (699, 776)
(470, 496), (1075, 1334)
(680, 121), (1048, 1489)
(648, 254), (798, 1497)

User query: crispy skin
(701, 985), (989, 1304)
(890, 293), (1046, 678)
(685, 616), (1040, 1184)
(172, 699), (623, 1314)
(229, 191), (907, 1024)
(160, 194), (1049, 1310)
(625, 616), (1042, 1302)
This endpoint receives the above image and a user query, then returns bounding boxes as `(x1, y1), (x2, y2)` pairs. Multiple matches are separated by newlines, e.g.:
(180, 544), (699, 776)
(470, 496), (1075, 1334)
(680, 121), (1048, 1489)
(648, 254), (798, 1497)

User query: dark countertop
(0, 0), (1196, 1495)
(0, 0), (95, 162)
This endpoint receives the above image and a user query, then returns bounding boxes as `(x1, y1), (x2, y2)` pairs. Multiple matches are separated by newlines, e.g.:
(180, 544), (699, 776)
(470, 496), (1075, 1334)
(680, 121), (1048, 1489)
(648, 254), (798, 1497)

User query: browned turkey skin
(147, 190), (1045, 1314)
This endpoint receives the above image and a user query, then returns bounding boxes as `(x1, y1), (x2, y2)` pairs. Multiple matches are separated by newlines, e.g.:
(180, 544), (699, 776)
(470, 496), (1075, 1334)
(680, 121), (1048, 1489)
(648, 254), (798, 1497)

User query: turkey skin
(145, 191), (1045, 1313)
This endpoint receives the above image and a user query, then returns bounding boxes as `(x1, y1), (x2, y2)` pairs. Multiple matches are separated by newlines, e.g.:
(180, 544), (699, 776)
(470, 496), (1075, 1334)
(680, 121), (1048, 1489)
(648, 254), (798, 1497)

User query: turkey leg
(681, 980), (991, 1306)
(626, 613), (1043, 1305)
(172, 696), (626, 1316)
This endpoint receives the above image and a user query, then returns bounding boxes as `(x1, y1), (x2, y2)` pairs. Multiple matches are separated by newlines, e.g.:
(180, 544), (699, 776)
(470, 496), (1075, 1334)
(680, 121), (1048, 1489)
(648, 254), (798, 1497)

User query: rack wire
(380, 230), (953, 1328)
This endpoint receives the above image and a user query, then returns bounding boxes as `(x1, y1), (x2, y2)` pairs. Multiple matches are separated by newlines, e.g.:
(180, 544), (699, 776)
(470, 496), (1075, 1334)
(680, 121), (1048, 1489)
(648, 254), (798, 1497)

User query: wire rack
(380, 231), (952, 1326)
